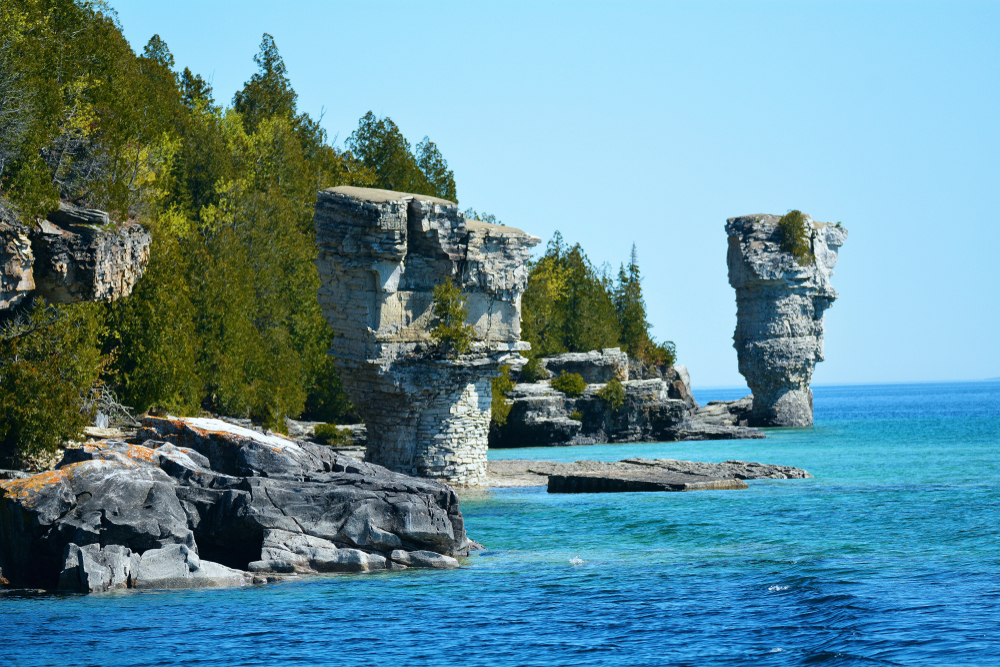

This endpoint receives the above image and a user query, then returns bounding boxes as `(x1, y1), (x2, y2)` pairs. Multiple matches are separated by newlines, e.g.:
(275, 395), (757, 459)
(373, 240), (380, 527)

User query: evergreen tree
(232, 34), (297, 133)
(615, 243), (650, 360)
(416, 136), (457, 201)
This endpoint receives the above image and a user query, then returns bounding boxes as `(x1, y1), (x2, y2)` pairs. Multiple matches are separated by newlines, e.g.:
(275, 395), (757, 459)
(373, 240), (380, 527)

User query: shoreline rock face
(492, 352), (762, 447)
(314, 186), (539, 485)
(726, 214), (847, 427)
(0, 417), (469, 592)
(0, 200), (151, 312)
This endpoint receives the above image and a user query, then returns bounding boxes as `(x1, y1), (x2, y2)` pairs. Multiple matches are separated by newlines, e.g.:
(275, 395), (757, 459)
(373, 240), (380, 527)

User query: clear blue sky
(110, 0), (999, 388)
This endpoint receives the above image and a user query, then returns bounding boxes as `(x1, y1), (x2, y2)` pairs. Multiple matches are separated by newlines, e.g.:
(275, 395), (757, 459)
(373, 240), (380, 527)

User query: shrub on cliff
(777, 210), (814, 265)
(491, 365), (514, 427)
(0, 302), (104, 466)
(519, 357), (546, 383)
(597, 377), (626, 412)
(552, 371), (587, 398)
(430, 278), (475, 357)
(313, 423), (352, 447)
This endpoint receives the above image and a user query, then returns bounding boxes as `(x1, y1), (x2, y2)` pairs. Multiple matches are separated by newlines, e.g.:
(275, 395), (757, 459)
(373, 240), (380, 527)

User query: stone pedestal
(726, 214), (847, 427)
(314, 187), (539, 485)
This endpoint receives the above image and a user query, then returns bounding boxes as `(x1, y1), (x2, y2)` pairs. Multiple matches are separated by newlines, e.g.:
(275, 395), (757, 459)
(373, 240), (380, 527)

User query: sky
(110, 0), (999, 388)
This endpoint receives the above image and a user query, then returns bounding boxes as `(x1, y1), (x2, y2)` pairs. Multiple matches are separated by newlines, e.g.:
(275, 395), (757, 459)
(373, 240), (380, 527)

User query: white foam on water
(569, 557), (584, 566)
(767, 585), (789, 592)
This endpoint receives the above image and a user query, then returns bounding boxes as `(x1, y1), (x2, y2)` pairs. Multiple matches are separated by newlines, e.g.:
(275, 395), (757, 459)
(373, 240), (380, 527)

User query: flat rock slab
(488, 458), (811, 493)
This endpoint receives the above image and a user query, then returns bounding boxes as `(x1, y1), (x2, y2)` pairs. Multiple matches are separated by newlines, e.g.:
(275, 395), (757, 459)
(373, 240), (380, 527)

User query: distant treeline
(0, 0), (672, 464)
(520, 233), (675, 374)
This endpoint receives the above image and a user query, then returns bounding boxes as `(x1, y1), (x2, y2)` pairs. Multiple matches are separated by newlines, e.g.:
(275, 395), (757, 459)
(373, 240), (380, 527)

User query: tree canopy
(0, 2), (458, 462)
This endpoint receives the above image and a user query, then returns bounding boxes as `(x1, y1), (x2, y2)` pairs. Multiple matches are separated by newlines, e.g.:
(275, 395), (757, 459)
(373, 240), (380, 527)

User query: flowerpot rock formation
(314, 186), (540, 485)
(726, 214), (848, 427)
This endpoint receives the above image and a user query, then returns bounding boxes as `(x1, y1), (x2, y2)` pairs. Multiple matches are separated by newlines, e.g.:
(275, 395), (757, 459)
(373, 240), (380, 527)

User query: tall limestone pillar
(726, 214), (848, 427)
(314, 187), (539, 485)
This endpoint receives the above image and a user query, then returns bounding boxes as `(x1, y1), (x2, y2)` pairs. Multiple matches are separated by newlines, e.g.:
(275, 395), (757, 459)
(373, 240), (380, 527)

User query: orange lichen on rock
(0, 469), (68, 500)
(123, 444), (158, 463)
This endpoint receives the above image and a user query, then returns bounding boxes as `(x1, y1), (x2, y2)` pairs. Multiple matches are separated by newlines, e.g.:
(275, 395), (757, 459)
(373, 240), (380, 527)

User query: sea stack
(726, 213), (848, 427)
(314, 186), (540, 485)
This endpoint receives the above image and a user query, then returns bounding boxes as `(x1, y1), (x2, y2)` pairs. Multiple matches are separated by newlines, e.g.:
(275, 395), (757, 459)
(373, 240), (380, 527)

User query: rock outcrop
(314, 186), (540, 485)
(539, 348), (629, 384)
(727, 214), (847, 426)
(0, 417), (469, 592)
(486, 458), (812, 492)
(0, 200), (151, 312)
(492, 351), (761, 447)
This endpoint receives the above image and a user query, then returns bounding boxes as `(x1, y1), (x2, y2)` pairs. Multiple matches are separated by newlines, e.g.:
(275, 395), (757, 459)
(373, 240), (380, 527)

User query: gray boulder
(58, 543), (138, 593)
(0, 417), (472, 591)
(540, 348), (629, 384)
(389, 549), (460, 569)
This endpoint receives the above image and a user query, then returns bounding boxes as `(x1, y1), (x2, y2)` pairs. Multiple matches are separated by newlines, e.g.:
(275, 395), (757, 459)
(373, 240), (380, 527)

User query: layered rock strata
(492, 353), (761, 447)
(0, 200), (151, 312)
(0, 417), (468, 592)
(727, 214), (847, 426)
(314, 186), (540, 485)
(537, 348), (629, 384)
(486, 458), (812, 492)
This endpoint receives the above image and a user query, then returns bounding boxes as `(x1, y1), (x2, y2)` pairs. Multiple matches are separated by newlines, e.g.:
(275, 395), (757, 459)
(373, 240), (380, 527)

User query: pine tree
(615, 243), (651, 360)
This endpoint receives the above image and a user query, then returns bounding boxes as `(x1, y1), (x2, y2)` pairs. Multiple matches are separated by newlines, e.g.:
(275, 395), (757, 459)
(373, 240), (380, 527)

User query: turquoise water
(2, 382), (998, 666)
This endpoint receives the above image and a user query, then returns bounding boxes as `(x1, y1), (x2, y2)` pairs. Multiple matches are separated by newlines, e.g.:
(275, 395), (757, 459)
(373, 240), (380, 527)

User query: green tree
(777, 210), (814, 265)
(416, 136), (457, 201)
(0, 302), (105, 466)
(430, 277), (474, 356)
(232, 34), (297, 133)
(596, 376), (625, 412)
(346, 112), (456, 201)
(490, 365), (514, 427)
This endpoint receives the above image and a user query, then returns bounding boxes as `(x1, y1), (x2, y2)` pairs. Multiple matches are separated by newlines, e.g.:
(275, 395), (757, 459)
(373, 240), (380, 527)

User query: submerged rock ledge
(488, 458), (812, 493)
(0, 417), (467, 593)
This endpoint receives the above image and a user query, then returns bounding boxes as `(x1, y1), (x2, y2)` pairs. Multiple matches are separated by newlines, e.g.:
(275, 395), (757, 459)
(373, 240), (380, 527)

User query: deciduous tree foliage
(0, 1), (460, 457)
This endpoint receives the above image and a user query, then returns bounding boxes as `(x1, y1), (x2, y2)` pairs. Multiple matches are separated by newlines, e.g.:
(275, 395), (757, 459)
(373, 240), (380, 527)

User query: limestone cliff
(314, 186), (540, 485)
(0, 200), (151, 312)
(726, 213), (848, 426)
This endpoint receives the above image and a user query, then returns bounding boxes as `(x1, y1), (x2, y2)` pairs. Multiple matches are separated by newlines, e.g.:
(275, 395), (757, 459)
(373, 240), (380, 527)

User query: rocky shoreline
(0, 417), (469, 594)
(492, 349), (764, 448)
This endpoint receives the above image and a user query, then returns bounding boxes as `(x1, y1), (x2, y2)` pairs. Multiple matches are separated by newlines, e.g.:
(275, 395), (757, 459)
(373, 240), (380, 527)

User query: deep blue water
(2, 382), (999, 666)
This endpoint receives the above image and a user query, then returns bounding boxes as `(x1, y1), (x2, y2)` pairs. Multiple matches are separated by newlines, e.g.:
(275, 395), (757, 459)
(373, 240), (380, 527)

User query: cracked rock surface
(314, 186), (540, 485)
(727, 214), (847, 427)
(0, 417), (468, 593)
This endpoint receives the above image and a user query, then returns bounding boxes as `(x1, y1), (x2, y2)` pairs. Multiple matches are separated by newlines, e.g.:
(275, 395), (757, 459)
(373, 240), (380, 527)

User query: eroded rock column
(726, 214), (847, 427)
(314, 186), (539, 485)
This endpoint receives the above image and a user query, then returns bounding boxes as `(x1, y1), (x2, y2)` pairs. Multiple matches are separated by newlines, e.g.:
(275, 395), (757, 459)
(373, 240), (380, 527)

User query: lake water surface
(2, 382), (998, 666)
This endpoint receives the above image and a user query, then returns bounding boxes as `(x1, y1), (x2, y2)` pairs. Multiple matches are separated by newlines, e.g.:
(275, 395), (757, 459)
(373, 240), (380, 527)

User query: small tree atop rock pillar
(726, 212), (848, 427)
